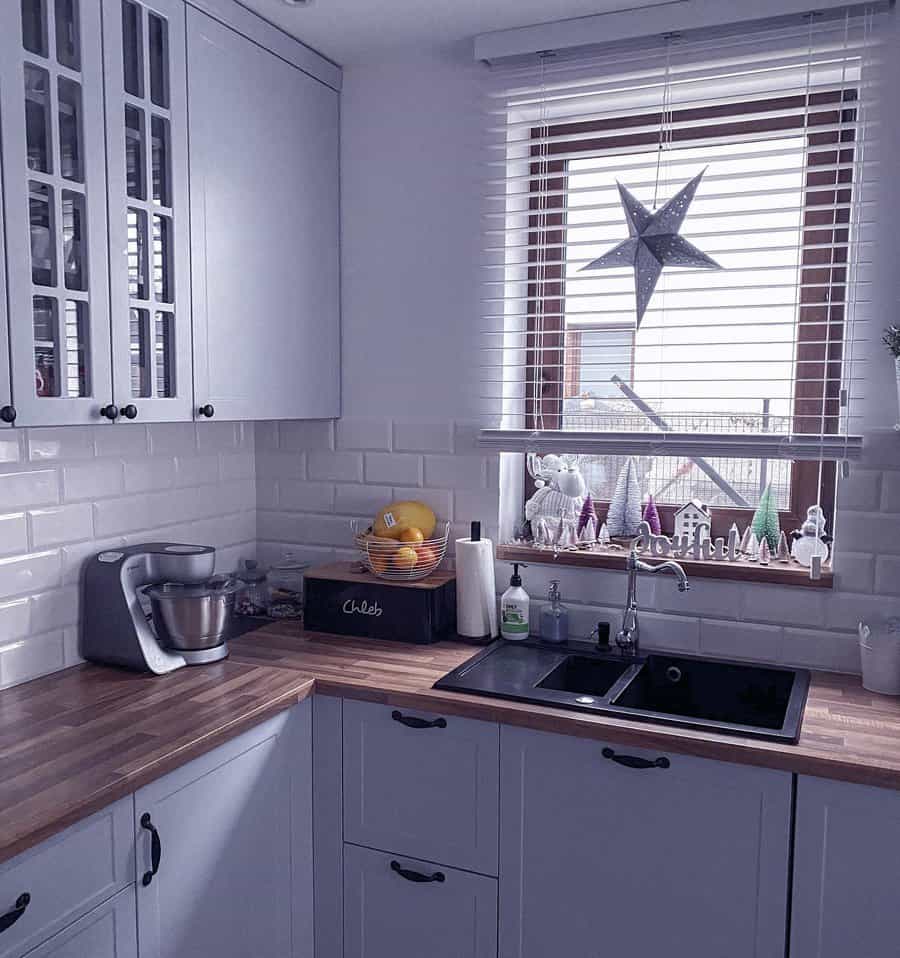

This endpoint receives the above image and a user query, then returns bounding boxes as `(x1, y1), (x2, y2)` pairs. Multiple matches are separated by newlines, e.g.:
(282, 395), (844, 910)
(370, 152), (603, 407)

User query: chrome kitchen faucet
(614, 545), (690, 657)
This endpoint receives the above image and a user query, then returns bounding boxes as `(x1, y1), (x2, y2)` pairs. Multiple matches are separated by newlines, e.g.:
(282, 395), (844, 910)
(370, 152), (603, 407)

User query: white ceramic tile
(0, 551), (61, 601)
(280, 420), (335, 451)
(220, 452), (255, 481)
(29, 503), (94, 548)
(148, 422), (198, 457)
(30, 586), (79, 633)
(393, 420), (454, 453)
(255, 452), (305, 480)
(838, 511), (900, 555)
(196, 421), (240, 453)
(0, 469), (59, 509)
(336, 418), (392, 451)
(62, 460), (124, 501)
(256, 478), (279, 510)
(93, 423), (149, 458)
(0, 631), (66, 690)
(307, 451), (363, 483)
(0, 432), (23, 466)
(832, 552), (876, 594)
(174, 454), (221, 488)
(700, 619), (783, 663)
(423, 454), (485, 489)
(28, 426), (96, 462)
(453, 488), (499, 526)
(124, 457), (176, 493)
(836, 470), (882, 512)
(782, 627), (861, 674)
(739, 583), (827, 628)
(63, 625), (84, 667)
(875, 555), (900, 596)
(93, 496), (152, 537)
(364, 452), (422, 486)
(0, 513), (28, 557)
(0, 598), (30, 642)
(61, 537), (126, 585)
(255, 421), (280, 453)
(634, 611), (701, 654)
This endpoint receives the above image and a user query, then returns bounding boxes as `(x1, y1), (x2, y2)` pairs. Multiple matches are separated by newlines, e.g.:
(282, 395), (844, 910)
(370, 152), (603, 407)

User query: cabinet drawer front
(343, 844), (497, 958)
(0, 798), (132, 958)
(342, 699), (499, 875)
(20, 887), (136, 958)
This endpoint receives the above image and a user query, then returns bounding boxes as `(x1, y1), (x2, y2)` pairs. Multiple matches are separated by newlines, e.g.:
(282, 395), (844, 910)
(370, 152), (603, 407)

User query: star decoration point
(581, 169), (721, 327)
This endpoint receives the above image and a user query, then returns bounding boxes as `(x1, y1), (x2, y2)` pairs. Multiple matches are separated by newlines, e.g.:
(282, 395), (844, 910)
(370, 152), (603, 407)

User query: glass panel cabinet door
(0, 0), (112, 425)
(104, 0), (192, 422)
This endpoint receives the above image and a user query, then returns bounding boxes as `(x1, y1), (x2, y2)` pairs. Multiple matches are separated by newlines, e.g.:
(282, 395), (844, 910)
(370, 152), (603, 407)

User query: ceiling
(236, 0), (669, 65)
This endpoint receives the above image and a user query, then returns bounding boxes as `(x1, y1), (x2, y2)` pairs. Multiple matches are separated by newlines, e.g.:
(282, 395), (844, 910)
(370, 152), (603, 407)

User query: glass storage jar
(267, 552), (309, 619)
(236, 559), (269, 617)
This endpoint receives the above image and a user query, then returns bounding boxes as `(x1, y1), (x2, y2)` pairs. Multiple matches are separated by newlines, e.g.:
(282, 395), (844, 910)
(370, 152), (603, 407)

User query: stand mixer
(82, 543), (232, 674)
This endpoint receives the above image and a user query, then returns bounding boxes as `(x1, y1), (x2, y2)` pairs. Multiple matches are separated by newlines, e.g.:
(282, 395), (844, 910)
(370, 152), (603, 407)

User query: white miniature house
(673, 499), (711, 544)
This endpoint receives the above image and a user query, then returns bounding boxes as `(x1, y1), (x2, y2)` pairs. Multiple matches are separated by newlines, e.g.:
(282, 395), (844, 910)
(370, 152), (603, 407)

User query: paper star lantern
(581, 168), (721, 327)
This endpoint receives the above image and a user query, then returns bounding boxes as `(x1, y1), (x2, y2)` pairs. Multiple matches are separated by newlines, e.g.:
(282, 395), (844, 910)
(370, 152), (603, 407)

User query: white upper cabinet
(186, 7), (341, 422)
(0, 0), (113, 426)
(0, 157), (12, 427)
(101, 0), (193, 423)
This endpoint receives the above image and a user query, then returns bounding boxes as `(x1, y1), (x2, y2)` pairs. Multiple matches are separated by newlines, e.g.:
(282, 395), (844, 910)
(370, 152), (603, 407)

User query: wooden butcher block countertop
(4, 620), (900, 866)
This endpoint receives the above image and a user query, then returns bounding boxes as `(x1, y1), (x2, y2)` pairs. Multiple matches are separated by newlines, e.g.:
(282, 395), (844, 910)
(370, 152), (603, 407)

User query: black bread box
(304, 562), (457, 644)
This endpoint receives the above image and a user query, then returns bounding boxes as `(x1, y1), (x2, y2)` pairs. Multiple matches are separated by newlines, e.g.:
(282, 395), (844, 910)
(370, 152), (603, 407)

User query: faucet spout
(613, 546), (690, 657)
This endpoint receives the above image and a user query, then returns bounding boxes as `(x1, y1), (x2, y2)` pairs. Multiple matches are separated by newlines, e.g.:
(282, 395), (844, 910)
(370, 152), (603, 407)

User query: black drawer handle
(141, 812), (162, 886)
(602, 747), (670, 770)
(391, 710), (446, 730)
(0, 893), (30, 934)
(390, 860), (445, 884)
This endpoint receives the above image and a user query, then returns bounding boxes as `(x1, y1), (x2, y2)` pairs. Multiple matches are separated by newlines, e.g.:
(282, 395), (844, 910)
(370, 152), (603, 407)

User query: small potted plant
(884, 325), (900, 430)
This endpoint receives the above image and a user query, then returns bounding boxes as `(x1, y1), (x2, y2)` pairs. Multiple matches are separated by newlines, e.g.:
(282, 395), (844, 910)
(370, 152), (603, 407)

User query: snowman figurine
(791, 505), (832, 567)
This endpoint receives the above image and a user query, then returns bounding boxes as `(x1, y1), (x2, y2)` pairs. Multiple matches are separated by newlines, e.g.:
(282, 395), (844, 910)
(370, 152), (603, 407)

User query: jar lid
(144, 576), (239, 600)
(238, 559), (268, 584)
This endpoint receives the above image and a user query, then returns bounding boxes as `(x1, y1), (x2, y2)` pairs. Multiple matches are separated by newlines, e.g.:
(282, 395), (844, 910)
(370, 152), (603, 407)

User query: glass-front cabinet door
(103, 0), (192, 422)
(0, 0), (113, 425)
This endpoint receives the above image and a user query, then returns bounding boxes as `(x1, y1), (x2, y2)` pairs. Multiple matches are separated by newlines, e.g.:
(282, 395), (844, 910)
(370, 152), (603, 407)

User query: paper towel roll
(455, 537), (498, 639)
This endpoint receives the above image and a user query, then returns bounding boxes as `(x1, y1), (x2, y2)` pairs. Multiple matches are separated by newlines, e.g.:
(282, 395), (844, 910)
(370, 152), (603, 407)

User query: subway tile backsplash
(0, 422), (256, 690)
(258, 417), (900, 678)
(3, 416), (900, 691)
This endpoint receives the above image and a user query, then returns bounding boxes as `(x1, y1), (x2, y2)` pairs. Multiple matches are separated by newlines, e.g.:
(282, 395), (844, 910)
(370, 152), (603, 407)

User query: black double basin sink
(434, 639), (810, 743)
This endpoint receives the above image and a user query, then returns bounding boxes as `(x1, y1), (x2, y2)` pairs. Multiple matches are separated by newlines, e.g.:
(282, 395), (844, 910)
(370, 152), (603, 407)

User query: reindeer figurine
(525, 454), (587, 540)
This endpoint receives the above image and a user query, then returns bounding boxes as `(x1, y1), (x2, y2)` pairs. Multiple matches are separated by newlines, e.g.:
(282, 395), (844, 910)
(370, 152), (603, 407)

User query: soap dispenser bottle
(500, 563), (530, 641)
(540, 579), (569, 644)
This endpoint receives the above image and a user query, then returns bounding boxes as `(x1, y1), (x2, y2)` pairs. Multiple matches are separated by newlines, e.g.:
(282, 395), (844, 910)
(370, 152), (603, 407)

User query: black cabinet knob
(99, 404), (119, 420)
(0, 405), (16, 425)
(198, 404), (215, 418)
(122, 404), (138, 420)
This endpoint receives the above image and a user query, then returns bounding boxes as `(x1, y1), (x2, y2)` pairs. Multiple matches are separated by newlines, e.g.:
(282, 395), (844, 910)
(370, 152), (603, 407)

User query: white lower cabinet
(499, 725), (792, 958)
(134, 703), (312, 958)
(791, 775), (900, 958)
(20, 888), (136, 958)
(0, 798), (132, 958)
(343, 844), (497, 958)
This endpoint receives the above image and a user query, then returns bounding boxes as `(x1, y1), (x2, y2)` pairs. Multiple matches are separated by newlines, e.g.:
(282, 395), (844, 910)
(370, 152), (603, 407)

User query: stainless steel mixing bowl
(144, 577), (239, 651)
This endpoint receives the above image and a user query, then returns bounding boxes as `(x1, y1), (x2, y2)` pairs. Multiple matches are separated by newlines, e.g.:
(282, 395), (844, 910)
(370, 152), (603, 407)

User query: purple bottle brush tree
(642, 494), (661, 535)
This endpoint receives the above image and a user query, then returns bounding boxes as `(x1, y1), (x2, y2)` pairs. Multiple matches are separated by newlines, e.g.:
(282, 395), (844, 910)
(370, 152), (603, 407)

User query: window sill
(495, 544), (834, 589)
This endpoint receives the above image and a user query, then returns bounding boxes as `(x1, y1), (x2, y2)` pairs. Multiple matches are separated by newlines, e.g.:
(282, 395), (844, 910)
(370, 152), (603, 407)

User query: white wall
(259, 27), (900, 676)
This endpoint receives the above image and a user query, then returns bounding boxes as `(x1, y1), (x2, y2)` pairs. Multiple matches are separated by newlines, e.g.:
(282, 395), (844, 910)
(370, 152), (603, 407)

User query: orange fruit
(399, 527), (425, 544)
(393, 546), (419, 571)
(415, 544), (439, 569)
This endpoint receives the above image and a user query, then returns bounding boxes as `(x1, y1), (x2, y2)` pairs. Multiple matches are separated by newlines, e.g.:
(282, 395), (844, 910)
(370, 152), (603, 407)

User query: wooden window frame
(524, 90), (857, 540)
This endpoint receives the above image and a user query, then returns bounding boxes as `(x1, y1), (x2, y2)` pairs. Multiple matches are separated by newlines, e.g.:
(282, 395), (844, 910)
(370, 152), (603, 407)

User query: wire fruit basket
(351, 519), (450, 581)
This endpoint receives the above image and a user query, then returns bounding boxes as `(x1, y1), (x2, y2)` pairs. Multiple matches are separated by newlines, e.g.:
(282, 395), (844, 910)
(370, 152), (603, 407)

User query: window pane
(577, 453), (792, 511)
(63, 300), (89, 396)
(148, 13), (169, 108)
(33, 296), (59, 397)
(121, 0), (143, 97)
(28, 181), (55, 287)
(54, 0), (80, 70)
(22, 0), (48, 56)
(152, 214), (171, 302)
(129, 307), (150, 397)
(58, 76), (83, 181)
(155, 312), (174, 397)
(124, 105), (145, 199)
(151, 115), (170, 206)
(25, 64), (52, 173)
(62, 190), (86, 290)
(127, 207), (148, 299)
